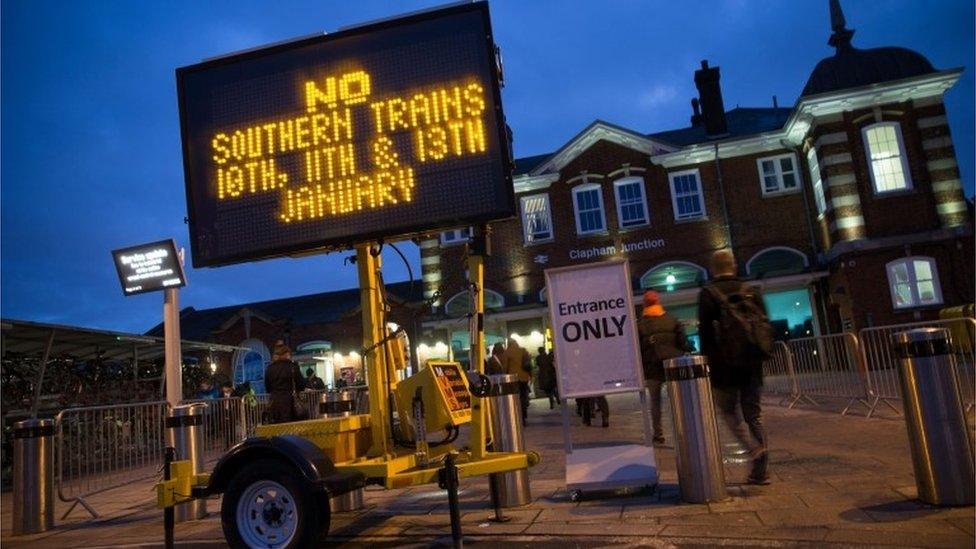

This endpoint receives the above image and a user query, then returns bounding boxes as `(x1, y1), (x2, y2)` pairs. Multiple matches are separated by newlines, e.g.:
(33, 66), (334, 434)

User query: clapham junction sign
(177, 3), (513, 267)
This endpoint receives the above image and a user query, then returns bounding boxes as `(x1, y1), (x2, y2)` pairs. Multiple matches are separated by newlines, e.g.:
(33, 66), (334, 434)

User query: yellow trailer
(156, 238), (539, 548)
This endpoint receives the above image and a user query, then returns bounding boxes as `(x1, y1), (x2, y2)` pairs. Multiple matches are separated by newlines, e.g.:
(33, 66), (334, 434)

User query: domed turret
(801, 0), (937, 96)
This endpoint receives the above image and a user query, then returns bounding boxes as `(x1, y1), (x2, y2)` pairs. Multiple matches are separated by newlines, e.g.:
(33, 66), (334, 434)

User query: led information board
(112, 239), (186, 296)
(177, 2), (514, 267)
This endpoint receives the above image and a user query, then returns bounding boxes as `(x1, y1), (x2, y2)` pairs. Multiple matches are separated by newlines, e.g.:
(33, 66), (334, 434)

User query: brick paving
(3, 393), (974, 547)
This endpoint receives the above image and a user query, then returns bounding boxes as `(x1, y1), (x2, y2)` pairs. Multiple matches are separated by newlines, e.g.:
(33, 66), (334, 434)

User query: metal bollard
(12, 419), (54, 535)
(664, 356), (728, 503)
(893, 328), (975, 506)
(487, 374), (531, 507)
(165, 404), (207, 521)
(321, 390), (364, 512)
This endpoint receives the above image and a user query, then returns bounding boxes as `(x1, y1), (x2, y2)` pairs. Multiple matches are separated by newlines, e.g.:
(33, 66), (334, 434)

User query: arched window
(886, 256), (942, 309)
(444, 289), (505, 318)
(233, 338), (270, 394)
(746, 247), (809, 278)
(640, 261), (707, 292)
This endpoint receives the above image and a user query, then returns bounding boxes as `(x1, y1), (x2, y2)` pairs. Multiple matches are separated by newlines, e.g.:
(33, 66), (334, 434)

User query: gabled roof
(526, 120), (676, 176)
(649, 107), (792, 147)
(145, 280), (423, 341)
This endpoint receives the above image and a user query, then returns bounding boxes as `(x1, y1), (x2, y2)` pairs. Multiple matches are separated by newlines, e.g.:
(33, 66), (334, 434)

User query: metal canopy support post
(358, 243), (392, 458)
(467, 225), (489, 460)
(29, 330), (56, 419)
(163, 288), (183, 407)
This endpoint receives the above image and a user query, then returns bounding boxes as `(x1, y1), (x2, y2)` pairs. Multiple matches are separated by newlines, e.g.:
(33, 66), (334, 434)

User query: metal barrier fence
(860, 317), (975, 414)
(760, 341), (804, 407)
(55, 401), (168, 519)
(54, 387), (371, 520)
(786, 333), (873, 416)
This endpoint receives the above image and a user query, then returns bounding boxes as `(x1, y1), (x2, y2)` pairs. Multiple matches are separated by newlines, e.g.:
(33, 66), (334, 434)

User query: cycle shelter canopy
(0, 318), (240, 363)
(544, 259), (658, 496)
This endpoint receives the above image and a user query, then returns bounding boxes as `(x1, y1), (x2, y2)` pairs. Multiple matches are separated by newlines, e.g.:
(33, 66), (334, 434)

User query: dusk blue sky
(2, 1), (973, 334)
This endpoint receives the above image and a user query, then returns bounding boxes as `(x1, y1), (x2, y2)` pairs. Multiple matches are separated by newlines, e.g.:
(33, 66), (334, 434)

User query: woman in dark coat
(637, 290), (691, 444)
(264, 342), (306, 423)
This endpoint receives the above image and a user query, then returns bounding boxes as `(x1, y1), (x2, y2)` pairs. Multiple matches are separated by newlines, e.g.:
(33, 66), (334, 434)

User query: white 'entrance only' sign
(545, 259), (644, 398)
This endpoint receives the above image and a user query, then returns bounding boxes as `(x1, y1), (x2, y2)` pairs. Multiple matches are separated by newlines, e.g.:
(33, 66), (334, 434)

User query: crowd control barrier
(786, 333), (873, 416)
(55, 401), (169, 519)
(860, 318), (975, 414)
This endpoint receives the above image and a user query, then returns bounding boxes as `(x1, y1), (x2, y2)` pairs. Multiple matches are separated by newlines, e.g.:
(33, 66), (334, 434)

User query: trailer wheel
(221, 458), (330, 548)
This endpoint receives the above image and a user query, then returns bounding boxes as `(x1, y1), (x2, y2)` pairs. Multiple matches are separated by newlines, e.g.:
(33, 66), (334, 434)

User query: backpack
(706, 283), (774, 361)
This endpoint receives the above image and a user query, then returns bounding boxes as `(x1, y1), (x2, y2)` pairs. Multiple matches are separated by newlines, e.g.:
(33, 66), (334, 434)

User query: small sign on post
(112, 239), (186, 406)
(545, 259), (657, 499)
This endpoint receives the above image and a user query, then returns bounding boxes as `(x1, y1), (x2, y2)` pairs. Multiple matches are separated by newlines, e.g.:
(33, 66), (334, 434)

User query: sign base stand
(560, 392), (658, 501)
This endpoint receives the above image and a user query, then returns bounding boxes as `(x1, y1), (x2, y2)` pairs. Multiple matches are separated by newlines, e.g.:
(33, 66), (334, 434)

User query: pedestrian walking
(486, 342), (506, 375)
(265, 341), (307, 424)
(535, 346), (560, 409)
(698, 249), (774, 485)
(580, 396), (609, 427)
(637, 290), (692, 444)
(502, 337), (531, 422)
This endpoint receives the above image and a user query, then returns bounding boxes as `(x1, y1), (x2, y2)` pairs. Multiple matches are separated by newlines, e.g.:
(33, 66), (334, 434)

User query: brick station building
(155, 1), (974, 388)
(418, 1), (974, 361)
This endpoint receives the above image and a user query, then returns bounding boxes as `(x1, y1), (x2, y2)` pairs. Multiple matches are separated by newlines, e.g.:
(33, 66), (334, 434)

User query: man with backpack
(698, 249), (774, 485)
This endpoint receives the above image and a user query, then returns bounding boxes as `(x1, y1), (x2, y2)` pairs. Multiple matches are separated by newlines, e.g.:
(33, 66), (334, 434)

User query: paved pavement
(3, 393), (974, 547)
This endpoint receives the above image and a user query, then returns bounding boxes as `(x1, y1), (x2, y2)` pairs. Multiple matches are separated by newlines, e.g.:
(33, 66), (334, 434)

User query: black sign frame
(111, 239), (187, 296)
(176, 2), (514, 268)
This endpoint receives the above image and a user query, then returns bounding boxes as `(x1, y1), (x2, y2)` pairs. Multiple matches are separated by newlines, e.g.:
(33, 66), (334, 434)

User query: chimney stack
(690, 98), (702, 126)
(694, 60), (727, 136)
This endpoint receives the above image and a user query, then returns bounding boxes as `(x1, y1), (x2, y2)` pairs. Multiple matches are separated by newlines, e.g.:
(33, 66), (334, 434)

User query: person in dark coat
(485, 342), (506, 375)
(698, 249), (770, 484)
(264, 342), (306, 424)
(535, 347), (559, 409)
(637, 290), (691, 444)
(305, 368), (326, 391)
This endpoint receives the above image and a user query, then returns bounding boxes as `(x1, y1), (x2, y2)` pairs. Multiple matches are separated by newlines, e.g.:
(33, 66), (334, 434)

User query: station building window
(441, 227), (471, 246)
(756, 153), (799, 195)
(232, 338), (270, 394)
(613, 177), (649, 228)
(640, 261), (707, 292)
(863, 122), (912, 194)
(746, 247), (808, 278)
(572, 183), (607, 235)
(668, 169), (706, 221)
(886, 257), (942, 309)
(520, 194), (554, 243)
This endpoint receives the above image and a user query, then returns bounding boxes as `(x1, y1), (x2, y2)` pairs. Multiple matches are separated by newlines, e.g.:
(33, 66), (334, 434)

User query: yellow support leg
(357, 243), (392, 458)
(467, 227), (488, 460)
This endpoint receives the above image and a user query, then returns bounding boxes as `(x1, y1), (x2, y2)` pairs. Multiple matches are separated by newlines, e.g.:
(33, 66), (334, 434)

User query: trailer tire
(221, 458), (330, 548)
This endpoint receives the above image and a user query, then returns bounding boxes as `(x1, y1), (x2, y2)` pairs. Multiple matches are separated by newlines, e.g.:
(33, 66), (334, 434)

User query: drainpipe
(713, 143), (734, 251)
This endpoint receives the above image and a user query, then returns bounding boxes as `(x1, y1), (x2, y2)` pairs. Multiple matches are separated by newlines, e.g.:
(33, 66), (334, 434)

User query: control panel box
(395, 361), (472, 433)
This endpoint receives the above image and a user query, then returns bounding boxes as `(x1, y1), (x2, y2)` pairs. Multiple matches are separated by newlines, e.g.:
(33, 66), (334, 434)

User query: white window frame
(668, 169), (706, 221)
(519, 193), (554, 244)
(807, 147), (826, 216)
(756, 152), (800, 196)
(612, 176), (650, 229)
(440, 227), (471, 246)
(885, 256), (943, 310)
(862, 121), (913, 194)
(571, 183), (607, 235)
